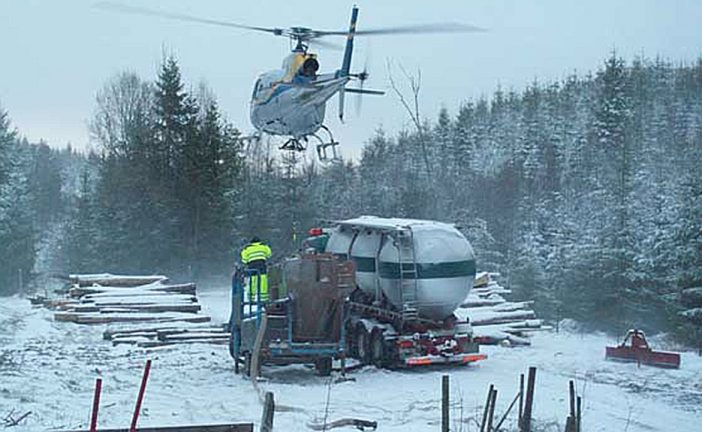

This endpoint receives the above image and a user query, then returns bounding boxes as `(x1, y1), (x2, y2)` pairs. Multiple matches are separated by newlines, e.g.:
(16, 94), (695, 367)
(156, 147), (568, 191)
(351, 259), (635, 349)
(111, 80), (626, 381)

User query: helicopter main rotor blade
(315, 22), (486, 37)
(94, 2), (283, 35)
(310, 39), (344, 51)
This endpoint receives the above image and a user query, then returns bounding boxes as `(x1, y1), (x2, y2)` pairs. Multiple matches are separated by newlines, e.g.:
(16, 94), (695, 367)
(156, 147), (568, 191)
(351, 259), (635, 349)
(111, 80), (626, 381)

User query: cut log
(54, 312), (211, 325)
(137, 338), (229, 348)
(461, 298), (505, 308)
(492, 301), (534, 312)
(84, 292), (197, 301)
(474, 332), (531, 346)
(69, 304), (202, 314)
(161, 337), (229, 345)
(137, 341), (175, 348)
(112, 336), (156, 346)
(70, 283), (196, 298)
(156, 328), (227, 338)
(160, 333), (230, 342)
(472, 287), (512, 296)
(469, 310), (537, 326)
(103, 325), (217, 340)
(111, 331), (159, 340)
(68, 274), (168, 287)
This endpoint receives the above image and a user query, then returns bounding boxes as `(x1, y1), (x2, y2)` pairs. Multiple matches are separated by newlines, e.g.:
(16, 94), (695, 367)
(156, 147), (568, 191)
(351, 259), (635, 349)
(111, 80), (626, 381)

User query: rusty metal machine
(229, 253), (354, 376)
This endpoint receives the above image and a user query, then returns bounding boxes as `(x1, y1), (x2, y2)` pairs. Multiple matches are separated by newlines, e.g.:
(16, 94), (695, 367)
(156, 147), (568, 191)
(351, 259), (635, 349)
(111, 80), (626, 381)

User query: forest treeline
(0, 54), (700, 344)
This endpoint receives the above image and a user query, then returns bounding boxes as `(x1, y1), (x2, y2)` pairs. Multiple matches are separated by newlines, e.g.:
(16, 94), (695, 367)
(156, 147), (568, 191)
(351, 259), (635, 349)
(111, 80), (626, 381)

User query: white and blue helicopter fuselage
(250, 52), (349, 139)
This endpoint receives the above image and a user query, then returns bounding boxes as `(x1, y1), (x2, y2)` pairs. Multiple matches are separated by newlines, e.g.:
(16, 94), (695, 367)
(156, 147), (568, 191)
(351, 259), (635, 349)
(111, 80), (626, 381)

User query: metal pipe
(130, 360), (152, 432)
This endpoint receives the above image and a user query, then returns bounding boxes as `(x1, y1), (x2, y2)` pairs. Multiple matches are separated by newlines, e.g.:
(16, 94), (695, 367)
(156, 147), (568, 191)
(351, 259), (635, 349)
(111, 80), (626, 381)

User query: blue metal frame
(229, 267), (347, 365)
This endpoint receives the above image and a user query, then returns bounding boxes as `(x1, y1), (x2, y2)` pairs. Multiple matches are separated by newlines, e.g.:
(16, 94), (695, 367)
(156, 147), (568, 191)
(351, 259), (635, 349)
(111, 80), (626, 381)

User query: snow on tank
(326, 216), (476, 320)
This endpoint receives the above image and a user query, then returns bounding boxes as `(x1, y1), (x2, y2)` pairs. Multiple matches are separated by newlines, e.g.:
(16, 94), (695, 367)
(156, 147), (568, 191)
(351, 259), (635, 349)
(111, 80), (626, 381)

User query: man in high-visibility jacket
(240, 236), (272, 302)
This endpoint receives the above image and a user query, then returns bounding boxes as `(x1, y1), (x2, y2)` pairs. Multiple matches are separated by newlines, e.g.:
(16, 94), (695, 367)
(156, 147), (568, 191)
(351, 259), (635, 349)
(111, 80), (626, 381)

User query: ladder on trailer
(396, 228), (419, 323)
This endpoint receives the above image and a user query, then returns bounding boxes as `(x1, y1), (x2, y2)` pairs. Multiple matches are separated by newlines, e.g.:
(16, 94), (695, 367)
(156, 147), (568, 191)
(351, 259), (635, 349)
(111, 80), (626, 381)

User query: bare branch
(386, 60), (433, 180)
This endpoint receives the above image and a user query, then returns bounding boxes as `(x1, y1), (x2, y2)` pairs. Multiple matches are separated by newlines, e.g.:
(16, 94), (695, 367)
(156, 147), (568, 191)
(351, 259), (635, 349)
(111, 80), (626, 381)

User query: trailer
(229, 216), (487, 373)
(228, 255), (354, 376)
(316, 217), (487, 368)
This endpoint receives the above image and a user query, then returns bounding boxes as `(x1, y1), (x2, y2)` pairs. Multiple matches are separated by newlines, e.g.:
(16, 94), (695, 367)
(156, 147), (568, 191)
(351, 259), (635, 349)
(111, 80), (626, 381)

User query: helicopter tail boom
(340, 6), (359, 77)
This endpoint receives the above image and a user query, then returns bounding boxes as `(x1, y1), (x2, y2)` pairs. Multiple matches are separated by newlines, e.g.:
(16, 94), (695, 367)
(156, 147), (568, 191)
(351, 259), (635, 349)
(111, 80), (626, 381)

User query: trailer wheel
(356, 324), (371, 365)
(371, 329), (386, 368)
(346, 320), (358, 358)
(315, 357), (333, 376)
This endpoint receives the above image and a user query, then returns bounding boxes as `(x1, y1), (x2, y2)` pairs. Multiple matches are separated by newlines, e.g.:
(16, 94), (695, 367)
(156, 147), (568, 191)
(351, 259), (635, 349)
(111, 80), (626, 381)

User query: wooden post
(576, 396), (582, 432)
(130, 359), (152, 432)
(486, 389), (498, 432)
(90, 378), (102, 432)
(518, 373), (524, 423)
(480, 384), (494, 432)
(568, 381), (575, 418)
(520, 367), (536, 432)
(261, 392), (275, 432)
(441, 374), (449, 432)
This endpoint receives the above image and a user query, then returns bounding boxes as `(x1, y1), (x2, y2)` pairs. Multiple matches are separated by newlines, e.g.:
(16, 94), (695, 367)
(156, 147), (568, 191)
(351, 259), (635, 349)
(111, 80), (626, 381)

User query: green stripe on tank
(351, 256), (376, 273)
(378, 260), (476, 279)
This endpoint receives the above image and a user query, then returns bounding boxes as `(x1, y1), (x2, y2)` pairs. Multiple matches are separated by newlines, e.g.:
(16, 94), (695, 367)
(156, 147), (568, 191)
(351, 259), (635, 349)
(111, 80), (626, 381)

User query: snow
(1, 289), (701, 432)
(336, 216), (458, 233)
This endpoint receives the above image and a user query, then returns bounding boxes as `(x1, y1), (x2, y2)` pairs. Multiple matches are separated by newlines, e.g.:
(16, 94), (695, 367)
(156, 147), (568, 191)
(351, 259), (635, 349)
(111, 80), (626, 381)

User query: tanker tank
(325, 216), (476, 320)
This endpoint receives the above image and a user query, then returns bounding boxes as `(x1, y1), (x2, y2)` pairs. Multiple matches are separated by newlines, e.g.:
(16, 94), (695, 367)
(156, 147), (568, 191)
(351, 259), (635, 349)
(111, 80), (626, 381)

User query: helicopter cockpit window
(252, 79), (261, 98)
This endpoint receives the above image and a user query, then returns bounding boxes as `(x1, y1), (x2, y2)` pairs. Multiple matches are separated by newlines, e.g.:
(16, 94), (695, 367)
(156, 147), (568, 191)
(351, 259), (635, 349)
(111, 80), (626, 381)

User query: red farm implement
(605, 329), (681, 369)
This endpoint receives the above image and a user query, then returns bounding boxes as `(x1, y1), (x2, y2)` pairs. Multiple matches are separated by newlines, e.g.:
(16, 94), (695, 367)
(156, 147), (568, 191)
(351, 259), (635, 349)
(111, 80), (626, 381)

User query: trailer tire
(315, 357), (333, 377)
(356, 324), (371, 365)
(346, 320), (358, 358)
(371, 329), (386, 368)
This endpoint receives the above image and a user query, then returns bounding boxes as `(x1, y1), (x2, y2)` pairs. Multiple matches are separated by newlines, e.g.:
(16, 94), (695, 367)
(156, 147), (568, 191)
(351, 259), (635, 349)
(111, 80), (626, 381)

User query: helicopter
(97, 3), (484, 161)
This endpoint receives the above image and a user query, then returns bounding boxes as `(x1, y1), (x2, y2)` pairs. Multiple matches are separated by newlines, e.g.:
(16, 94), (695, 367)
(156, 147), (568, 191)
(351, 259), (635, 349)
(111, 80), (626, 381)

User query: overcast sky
(1, 0), (700, 159)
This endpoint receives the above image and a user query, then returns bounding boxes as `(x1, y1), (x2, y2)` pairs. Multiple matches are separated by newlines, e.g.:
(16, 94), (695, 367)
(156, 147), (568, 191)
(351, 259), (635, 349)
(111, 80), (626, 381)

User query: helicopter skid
(313, 125), (341, 163)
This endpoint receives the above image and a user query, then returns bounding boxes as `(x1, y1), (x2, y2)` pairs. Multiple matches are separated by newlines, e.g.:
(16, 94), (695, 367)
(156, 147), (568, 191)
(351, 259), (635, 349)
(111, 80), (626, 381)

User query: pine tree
(0, 109), (36, 293)
(28, 141), (63, 227)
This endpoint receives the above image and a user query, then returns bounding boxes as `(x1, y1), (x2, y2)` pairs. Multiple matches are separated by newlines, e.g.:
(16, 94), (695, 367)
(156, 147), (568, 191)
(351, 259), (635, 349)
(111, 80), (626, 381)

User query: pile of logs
(457, 272), (550, 346)
(31, 273), (231, 348)
(103, 325), (230, 348)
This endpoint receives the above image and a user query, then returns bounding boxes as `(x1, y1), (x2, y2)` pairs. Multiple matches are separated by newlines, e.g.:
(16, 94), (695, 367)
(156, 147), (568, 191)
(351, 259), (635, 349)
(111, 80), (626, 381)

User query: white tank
(349, 229), (382, 296)
(325, 226), (354, 259)
(327, 216), (476, 320)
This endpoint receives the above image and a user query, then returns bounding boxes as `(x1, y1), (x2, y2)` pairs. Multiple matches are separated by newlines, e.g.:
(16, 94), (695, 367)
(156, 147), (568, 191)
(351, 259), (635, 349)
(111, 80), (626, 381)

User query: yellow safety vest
(241, 242), (272, 264)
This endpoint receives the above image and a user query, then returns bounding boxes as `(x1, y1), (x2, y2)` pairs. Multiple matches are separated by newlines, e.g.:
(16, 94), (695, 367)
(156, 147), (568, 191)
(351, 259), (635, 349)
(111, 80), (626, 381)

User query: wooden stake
(486, 389), (498, 432)
(520, 367), (536, 432)
(576, 396), (582, 432)
(130, 360), (152, 432)
(441, 374), (449, 432)
(261, 392), (275, 432)
(569, 380), (575, 418)
(480, 384), (494, 432)
(90, 378), (102, 432)
(518, 373), (524, 423)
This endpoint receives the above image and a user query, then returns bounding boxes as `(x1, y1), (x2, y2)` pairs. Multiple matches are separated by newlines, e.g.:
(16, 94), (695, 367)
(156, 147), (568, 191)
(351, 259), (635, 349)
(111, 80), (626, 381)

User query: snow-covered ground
(1, 286), (701, 431)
